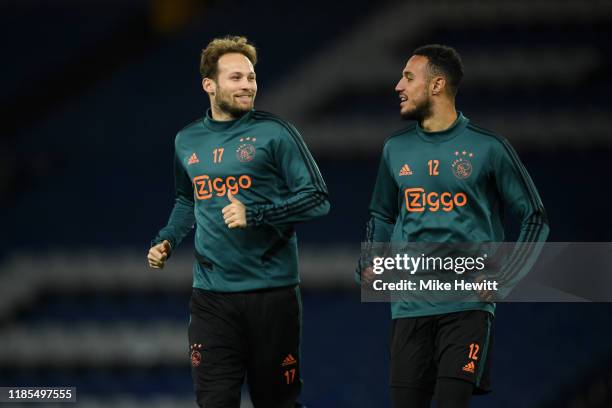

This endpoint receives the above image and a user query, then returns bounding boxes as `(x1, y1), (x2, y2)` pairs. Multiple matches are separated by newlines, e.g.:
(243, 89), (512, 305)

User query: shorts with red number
(390, 309), (493, 395)
(188, 286), (303, 408)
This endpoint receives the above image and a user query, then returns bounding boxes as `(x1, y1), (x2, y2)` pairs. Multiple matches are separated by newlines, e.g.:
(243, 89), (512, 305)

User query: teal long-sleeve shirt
(359, 112), (549, 318)
(153, 109), (330, 292)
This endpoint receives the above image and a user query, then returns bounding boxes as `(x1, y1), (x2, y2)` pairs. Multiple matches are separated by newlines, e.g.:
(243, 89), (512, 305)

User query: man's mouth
(399, 95), (407, 106)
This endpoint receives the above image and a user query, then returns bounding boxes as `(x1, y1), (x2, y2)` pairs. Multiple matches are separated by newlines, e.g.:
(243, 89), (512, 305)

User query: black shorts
(390, 310), (494, 395)
(188, 285), (303, 408)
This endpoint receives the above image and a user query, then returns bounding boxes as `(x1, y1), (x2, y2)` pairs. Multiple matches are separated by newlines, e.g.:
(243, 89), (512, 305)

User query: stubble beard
(215, 88), (254, 120)
(400, 95), (432, 124)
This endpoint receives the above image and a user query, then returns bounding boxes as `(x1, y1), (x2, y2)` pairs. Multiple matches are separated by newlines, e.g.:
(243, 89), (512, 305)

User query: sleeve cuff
(354, 270), (362, 284)
(246, 207), (264, 227)
(150, 237), (174, 251)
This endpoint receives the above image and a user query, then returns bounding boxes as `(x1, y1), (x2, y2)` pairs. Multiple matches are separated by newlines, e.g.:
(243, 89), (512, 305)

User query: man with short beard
(358, 45), (549, 407)
(148, 35), (329, 408)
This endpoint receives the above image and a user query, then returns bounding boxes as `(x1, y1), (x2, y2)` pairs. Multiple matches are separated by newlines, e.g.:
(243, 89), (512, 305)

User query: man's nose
(241, 78), (254, 89)
(395, 79), (404, 92)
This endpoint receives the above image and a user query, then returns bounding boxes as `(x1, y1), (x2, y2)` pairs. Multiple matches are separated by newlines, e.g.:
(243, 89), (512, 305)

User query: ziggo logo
(193, 175), (252, 200)
(404, 187), (467, 212)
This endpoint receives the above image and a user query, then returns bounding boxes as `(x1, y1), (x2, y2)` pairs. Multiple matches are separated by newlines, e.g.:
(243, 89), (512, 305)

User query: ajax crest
(190, 343), (203, 368)
(451, 150), (473, 179)
(236, 137), (256, 162)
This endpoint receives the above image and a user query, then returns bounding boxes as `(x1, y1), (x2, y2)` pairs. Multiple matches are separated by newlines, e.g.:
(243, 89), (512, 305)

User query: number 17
(213, 148), (224, 163)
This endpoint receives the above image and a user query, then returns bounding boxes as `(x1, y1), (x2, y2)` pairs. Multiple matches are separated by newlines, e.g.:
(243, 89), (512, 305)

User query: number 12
(468, 343), (480, 360)
(428, 159), (439, 176)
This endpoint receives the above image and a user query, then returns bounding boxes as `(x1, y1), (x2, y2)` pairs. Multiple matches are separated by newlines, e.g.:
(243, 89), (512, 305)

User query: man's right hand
(361, 266), (376, 285)
(148, 240), (172, 269)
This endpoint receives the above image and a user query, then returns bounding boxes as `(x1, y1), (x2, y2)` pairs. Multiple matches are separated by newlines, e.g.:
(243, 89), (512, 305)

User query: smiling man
(358, 45), (549, 407)
(148, 35), (329, 408)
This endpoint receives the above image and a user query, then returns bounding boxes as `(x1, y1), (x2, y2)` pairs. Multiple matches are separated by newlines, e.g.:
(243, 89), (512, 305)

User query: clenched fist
(148, 240), (171, 269)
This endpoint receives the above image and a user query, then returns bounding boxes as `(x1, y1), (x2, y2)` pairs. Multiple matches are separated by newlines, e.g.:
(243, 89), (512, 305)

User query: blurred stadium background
(2, 0), (612, 407)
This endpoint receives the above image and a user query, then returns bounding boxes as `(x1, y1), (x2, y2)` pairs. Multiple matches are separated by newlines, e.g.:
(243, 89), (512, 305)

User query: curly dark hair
(200, 35), (257, 79)
(413, 44), (464, 96)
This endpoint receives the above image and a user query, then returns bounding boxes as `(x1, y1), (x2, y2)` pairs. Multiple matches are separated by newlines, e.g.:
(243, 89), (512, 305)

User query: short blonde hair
(199, 35), (257, 79)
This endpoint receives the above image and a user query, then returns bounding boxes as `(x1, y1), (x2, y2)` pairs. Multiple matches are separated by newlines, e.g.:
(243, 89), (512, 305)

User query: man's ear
(431, 76), (446, 96)
(202, 77), (216, 95)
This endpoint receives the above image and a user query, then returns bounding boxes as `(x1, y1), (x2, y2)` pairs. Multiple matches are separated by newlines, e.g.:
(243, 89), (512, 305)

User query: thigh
(389, 316), (437, 393)
(391, 386), (432, 408)
(188, 288), (247, 408)
(434, 378), (473, 408)
(435, 310), (494, 394)
(245, 285), (302, 408)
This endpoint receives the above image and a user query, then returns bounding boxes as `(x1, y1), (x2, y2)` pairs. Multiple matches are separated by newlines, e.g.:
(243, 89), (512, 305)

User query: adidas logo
(399, 164), (413, 176)
(462, 361), (475, 374)
(281, 354), (297, 367)
(188, 153), (199, 165)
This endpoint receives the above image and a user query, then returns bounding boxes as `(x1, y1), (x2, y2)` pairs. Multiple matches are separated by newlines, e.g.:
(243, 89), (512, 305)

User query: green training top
(153, 109), (330, 292)
(358, 112), (549, 318)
